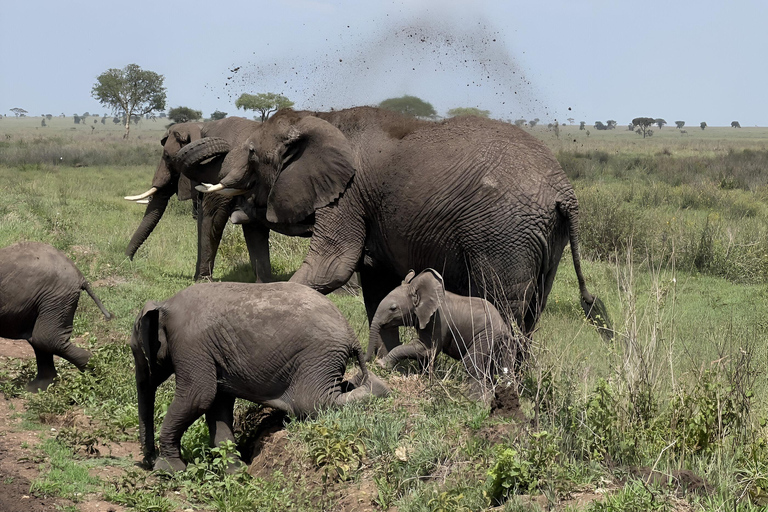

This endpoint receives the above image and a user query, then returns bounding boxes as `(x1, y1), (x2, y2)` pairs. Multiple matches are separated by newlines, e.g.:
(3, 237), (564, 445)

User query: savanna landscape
(2, 114), (768, 512)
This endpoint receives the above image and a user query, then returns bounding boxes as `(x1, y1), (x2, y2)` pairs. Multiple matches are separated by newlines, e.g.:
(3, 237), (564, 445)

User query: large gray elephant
(179, 107), (612, 357)
(124, 117), (310, 281)
(0, 242), (112, 391)
(368, 269), (516, 403)
(130, 281), (389, 472)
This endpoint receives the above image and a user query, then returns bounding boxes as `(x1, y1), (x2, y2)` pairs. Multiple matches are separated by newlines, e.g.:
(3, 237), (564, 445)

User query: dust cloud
(218, 14), (548, 120)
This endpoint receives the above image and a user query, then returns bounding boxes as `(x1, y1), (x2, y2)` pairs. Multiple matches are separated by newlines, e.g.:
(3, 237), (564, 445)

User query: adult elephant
(181, 107), (611, 356)
(124, 117), (309, 281)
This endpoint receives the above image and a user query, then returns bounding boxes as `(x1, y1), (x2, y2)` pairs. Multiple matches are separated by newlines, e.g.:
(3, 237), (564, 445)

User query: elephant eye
(411, 291), (419, 307)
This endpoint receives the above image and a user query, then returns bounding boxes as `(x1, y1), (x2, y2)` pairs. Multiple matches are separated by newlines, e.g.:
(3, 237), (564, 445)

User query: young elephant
(131, 281), (390, 472)
(368, 269), (515, 403)
(0, 242), (113, 391)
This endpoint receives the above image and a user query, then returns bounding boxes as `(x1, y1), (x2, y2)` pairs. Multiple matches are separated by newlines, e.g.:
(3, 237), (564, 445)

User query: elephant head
(367, 269), (447, 359)
(175, 110), (356, 229)
(125, 123), (203, 260)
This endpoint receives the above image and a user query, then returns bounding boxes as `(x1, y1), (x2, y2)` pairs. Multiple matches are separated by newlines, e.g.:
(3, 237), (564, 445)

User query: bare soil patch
(0, 337), (35, 361)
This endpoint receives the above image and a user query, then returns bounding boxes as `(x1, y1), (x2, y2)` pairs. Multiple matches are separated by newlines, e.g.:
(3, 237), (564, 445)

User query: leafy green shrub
(485, 431), (568, 505)
(302, 422), (367, 482)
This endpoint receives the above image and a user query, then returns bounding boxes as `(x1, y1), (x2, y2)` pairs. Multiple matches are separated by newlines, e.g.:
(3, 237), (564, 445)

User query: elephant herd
(1, 106), (611, 471)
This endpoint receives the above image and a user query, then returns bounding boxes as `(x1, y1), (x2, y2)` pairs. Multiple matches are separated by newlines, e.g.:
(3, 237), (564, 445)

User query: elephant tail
(81, 281), (114, 320)
(557, 198), (614, 342)
(352, 344), (370, 386)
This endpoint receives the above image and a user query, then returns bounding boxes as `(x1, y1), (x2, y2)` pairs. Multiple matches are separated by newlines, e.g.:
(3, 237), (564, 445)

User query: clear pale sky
(2, 0), (766, 126)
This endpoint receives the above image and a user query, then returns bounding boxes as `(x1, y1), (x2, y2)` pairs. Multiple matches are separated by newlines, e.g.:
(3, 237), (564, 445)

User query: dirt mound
(490, 385), (525, 421)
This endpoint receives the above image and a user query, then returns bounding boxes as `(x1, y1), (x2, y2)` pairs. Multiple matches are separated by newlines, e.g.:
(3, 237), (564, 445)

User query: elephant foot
(467, 382), (494, 406)
(224, 457), (246, 475)
(26, 375), (56, 393)
(344, 371), (390, 398)
(153, 456), (187, 473)
(366, 373), (391, 398)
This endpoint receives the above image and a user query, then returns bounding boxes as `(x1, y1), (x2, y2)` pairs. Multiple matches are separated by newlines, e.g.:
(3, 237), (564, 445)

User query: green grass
(2, 127), (768, 510)
(29, 439), (102, 501)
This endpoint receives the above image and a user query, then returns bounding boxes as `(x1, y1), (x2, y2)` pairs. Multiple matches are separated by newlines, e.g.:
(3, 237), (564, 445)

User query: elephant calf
(368, 269), (517, 404)
(131, 281), (390, 472)
(0, 242), (112, 391)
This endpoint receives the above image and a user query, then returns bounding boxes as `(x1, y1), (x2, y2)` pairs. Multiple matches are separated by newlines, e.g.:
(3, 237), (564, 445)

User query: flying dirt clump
(219, 14), (549, 120)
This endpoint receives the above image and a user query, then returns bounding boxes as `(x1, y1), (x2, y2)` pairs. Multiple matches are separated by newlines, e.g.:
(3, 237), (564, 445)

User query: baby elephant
(0, 241), (112, 391)
(368, 269), (515, 403)
(131, 281), (390, 472)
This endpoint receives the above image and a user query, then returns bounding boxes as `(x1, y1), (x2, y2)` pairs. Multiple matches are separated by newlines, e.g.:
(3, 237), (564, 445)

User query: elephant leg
(378, 342), (430, 370)
(205, 392), (244, 473)
(156, 380), (217, 472)
(335, 373), (390, 406)
(461, 337), (495, 405)
(241, 222), (272, 283)
(195, 193), (232, 280)
(343, 371), (391, 398)
(27, 346), (56, 392)
(26, 300), (90, 391)
(360, 267), (403, 360)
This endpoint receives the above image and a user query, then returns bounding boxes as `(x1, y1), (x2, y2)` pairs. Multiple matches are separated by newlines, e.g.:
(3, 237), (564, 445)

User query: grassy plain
(1, 115), (768, 510)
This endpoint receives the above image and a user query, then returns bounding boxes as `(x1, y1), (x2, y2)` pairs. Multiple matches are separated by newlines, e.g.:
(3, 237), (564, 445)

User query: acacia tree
(700, 122), (707, 130)
(235, 93), (294, 122)
(655, 118), (667, 129)
(632, 117), (655, 138)
(731, 121), (741, 128)
(168, 107), (203, 123)
(10, 108), (28, 117)
(379, 95), (436, 118)
(210, 110), (227, 120)
(91, 64), (166, 138)
(446, 107), (490, 118)
(675, 121), (685, 129)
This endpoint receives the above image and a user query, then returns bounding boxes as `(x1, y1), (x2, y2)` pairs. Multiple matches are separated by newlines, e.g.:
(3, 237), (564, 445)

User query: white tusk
(136, 198), (151, 204)
(218, 187), (248, 197)
(195, 183), (225, 193)
(124, 187), (158, 201)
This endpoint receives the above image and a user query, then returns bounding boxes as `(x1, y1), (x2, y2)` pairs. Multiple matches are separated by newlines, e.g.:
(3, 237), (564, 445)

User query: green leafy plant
(302, 422), (367, 483)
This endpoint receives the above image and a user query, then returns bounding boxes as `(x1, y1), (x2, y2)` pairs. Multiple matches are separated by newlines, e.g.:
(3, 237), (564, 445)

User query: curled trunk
(174, 137), (231, 183)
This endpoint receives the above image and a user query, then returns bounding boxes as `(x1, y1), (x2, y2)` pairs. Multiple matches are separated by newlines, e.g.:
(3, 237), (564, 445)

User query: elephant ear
(176, 174), (196, 201)
(411, 269), (446, 330)
(138, 301), (167, 377)
(266, 116), (356, 225)
(403, 270), (416, 284)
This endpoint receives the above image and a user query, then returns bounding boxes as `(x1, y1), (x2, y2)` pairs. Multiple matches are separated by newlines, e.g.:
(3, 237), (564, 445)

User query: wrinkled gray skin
(369, 269), (515, 404)
(180, 107), (612, 358)
(130, 281), (389, 472)
(0, 242), (112, 391)
(125, 117), (312, 281)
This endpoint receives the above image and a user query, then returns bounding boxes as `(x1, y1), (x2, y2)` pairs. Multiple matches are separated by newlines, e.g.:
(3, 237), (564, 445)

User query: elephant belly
(0, 309), (36, 340)
(218, 372), (291, 404)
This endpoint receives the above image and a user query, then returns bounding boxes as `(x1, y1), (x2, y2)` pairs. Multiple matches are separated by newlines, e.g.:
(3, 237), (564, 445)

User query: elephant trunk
(125, 188), (174, 259)
(366, 320), (384, 362)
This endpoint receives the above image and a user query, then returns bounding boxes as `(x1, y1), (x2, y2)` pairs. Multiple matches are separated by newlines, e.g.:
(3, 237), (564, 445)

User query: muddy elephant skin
(0, 242), (112, 391)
